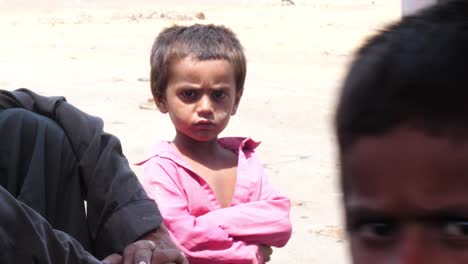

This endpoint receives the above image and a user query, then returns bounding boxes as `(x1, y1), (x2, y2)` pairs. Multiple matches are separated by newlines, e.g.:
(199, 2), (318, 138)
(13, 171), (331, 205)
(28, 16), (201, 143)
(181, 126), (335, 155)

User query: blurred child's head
(150, 24), (246, 143)
(150, 24), (246, 102)
(335, 1), (468, 263)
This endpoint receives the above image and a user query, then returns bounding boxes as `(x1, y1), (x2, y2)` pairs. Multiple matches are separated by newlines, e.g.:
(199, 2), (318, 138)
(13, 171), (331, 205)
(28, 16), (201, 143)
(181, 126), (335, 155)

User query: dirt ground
(0, 1), (401, 263)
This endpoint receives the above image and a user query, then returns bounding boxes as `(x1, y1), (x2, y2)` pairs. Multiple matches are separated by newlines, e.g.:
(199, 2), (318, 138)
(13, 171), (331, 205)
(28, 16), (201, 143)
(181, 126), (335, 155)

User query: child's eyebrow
(419, 208), (468, 222)
(345, 207), (391, 221)
(346, 205), (468, 222)
(174, 82), (200, 88)
(175, 82), (233, 89)
(211, 85), (233, 90)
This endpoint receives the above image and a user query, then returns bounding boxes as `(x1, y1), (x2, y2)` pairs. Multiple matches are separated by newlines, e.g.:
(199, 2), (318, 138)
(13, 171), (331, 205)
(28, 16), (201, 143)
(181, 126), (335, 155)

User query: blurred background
(0, 1), (400, 263)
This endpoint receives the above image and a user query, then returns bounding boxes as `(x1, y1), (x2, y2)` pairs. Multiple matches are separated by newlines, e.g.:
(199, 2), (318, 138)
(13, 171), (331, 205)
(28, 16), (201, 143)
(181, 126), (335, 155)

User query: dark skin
(341, 125), (468, 264)
(102, 224), (189, 264)
(157, 58), (241, 209)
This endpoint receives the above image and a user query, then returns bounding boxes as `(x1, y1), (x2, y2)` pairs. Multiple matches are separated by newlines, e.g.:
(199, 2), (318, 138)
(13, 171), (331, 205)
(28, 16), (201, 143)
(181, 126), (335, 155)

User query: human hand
(128, 224), (187, 264)
(102, 253), (122, 264)
(107, 239), (186, 264)
(259, 245), (273, 263)
(102, 224), (187, 264)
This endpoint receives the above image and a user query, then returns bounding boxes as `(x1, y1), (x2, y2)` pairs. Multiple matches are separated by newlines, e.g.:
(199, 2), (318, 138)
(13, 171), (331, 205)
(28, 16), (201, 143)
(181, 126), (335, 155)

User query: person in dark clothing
(0, 88), (188, 264)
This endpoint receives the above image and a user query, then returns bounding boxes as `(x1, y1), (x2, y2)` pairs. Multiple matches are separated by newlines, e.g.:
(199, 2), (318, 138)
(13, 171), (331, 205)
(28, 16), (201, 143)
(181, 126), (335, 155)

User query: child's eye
(442, 221), (468, 240)
(351, 221), (398, 245)
(212, 91), (226, 101)
(181, 90), (196, 99)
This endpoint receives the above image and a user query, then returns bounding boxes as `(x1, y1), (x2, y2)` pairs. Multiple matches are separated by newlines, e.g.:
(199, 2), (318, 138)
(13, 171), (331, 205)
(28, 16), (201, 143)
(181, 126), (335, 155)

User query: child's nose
(398, 225), (433, 264)
(197, 95), (214, 113)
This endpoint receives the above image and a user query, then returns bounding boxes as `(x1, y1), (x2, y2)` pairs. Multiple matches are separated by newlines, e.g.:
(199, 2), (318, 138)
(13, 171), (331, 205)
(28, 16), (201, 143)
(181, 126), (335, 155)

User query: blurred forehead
(340, 126), (468, 214)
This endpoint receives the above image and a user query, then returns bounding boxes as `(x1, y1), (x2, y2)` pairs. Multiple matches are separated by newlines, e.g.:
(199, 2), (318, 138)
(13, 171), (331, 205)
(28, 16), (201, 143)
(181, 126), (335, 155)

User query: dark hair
(150, 24), (246, 100)
(335, 0), (468, 152)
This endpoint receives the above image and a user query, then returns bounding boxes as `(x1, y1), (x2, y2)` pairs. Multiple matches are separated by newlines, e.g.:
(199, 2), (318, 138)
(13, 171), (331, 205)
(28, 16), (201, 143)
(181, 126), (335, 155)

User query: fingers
(102, 254), (122, 264)
(260, 245), (273, 262)
(121, 239), (187, 264)
(265, 246), (273, 256)
(151, 249), (188, 264)
(140, 226), (179, 251)
(122, 240), (157, 264)
(134, 246), (153, 264)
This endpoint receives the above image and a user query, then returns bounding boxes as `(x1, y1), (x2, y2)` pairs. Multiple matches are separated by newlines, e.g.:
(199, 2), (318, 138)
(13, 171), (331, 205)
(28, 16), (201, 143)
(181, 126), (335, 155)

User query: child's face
(341, 126), (468, 264)
(157, 57), (241, 143)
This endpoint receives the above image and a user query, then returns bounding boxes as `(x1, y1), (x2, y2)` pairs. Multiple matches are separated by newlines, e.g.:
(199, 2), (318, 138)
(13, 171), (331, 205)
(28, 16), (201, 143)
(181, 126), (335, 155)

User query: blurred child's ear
(154, 95), (168, 114)
(231, 89), (243, 115)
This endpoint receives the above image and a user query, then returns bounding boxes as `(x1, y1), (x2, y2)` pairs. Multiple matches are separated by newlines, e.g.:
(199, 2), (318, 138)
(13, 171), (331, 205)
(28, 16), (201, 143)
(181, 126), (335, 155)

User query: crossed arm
(141, 162), (292, 264)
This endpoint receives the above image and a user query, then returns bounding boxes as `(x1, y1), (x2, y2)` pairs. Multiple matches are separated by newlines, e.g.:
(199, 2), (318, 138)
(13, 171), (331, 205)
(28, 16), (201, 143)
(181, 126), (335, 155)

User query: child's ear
(154, 95), (168, 113)
(231, 89), (243, 115)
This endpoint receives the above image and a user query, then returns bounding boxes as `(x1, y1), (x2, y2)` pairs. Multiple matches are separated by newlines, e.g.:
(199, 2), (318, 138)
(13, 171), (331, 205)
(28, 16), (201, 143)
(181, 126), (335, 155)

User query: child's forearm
(157, 205), (265, 263)
(197, 197), (292, 247)
(180, 240), (263, 264)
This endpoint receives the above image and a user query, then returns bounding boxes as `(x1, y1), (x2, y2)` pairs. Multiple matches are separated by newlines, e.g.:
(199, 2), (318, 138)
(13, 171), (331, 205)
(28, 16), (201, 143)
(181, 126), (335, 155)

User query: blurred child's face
(341, 126), (468, 264)
(157, 57), (241, 143)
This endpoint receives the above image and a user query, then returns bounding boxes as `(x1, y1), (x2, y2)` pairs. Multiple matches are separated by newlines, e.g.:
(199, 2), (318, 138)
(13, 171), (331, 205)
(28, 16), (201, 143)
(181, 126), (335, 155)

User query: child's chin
(189, 134), (218, 142)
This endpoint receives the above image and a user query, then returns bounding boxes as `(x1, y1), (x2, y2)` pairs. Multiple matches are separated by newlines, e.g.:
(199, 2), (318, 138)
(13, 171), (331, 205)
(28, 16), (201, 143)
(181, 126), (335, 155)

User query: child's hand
(259, 245), (273, 262)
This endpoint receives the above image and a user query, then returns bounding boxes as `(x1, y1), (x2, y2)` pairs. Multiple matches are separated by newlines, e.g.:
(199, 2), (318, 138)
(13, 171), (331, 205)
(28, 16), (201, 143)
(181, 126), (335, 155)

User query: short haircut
(335, 0), (468, 152)
(150, 24), (246, 100)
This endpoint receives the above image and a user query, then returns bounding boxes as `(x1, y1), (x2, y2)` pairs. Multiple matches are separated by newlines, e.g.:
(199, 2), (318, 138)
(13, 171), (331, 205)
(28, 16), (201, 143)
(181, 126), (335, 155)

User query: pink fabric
(136, 137), (292, 264)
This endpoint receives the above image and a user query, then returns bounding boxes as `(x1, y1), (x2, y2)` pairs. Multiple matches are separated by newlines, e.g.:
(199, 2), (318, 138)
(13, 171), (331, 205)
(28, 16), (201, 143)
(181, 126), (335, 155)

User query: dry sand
(0, 1), (401, 263)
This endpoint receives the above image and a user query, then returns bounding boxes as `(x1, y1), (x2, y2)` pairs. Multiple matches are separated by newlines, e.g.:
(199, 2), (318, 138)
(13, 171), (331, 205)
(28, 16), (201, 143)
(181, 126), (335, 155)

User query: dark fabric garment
(0, 108), (91, 246)
(0, 185), (99, 264)
(0, 88), (163, 259)
(0, 108), (99, 263)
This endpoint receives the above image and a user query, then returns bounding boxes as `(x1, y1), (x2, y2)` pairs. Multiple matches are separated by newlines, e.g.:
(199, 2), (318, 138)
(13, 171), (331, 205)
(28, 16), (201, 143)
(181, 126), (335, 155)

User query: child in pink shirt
(137, 24), (292, 264)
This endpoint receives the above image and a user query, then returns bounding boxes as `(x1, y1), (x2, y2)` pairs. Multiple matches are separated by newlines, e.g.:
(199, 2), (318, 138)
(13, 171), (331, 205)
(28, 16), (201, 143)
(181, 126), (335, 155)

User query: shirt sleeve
(197, 164), (292, 247)
(141, 160), (263, 264)
(0, 88), (163, 259)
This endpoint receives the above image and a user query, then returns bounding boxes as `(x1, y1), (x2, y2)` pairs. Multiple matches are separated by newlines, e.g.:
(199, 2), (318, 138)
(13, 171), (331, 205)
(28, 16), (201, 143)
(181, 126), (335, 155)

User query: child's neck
(172, 134), (223, 162)
(172, 133), (238, 208)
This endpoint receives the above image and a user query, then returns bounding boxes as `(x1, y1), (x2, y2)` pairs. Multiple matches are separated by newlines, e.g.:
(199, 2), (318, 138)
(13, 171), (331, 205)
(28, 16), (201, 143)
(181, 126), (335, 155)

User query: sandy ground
(0, 1), (401, 263)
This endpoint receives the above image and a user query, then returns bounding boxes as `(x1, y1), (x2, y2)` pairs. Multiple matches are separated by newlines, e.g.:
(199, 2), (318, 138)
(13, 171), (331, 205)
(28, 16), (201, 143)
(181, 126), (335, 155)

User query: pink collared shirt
(137, 137), (292, 264)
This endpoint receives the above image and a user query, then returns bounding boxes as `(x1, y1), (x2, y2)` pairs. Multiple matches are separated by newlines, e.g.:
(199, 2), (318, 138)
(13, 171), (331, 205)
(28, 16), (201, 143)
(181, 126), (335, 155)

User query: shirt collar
(136, 137), (260, 166)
